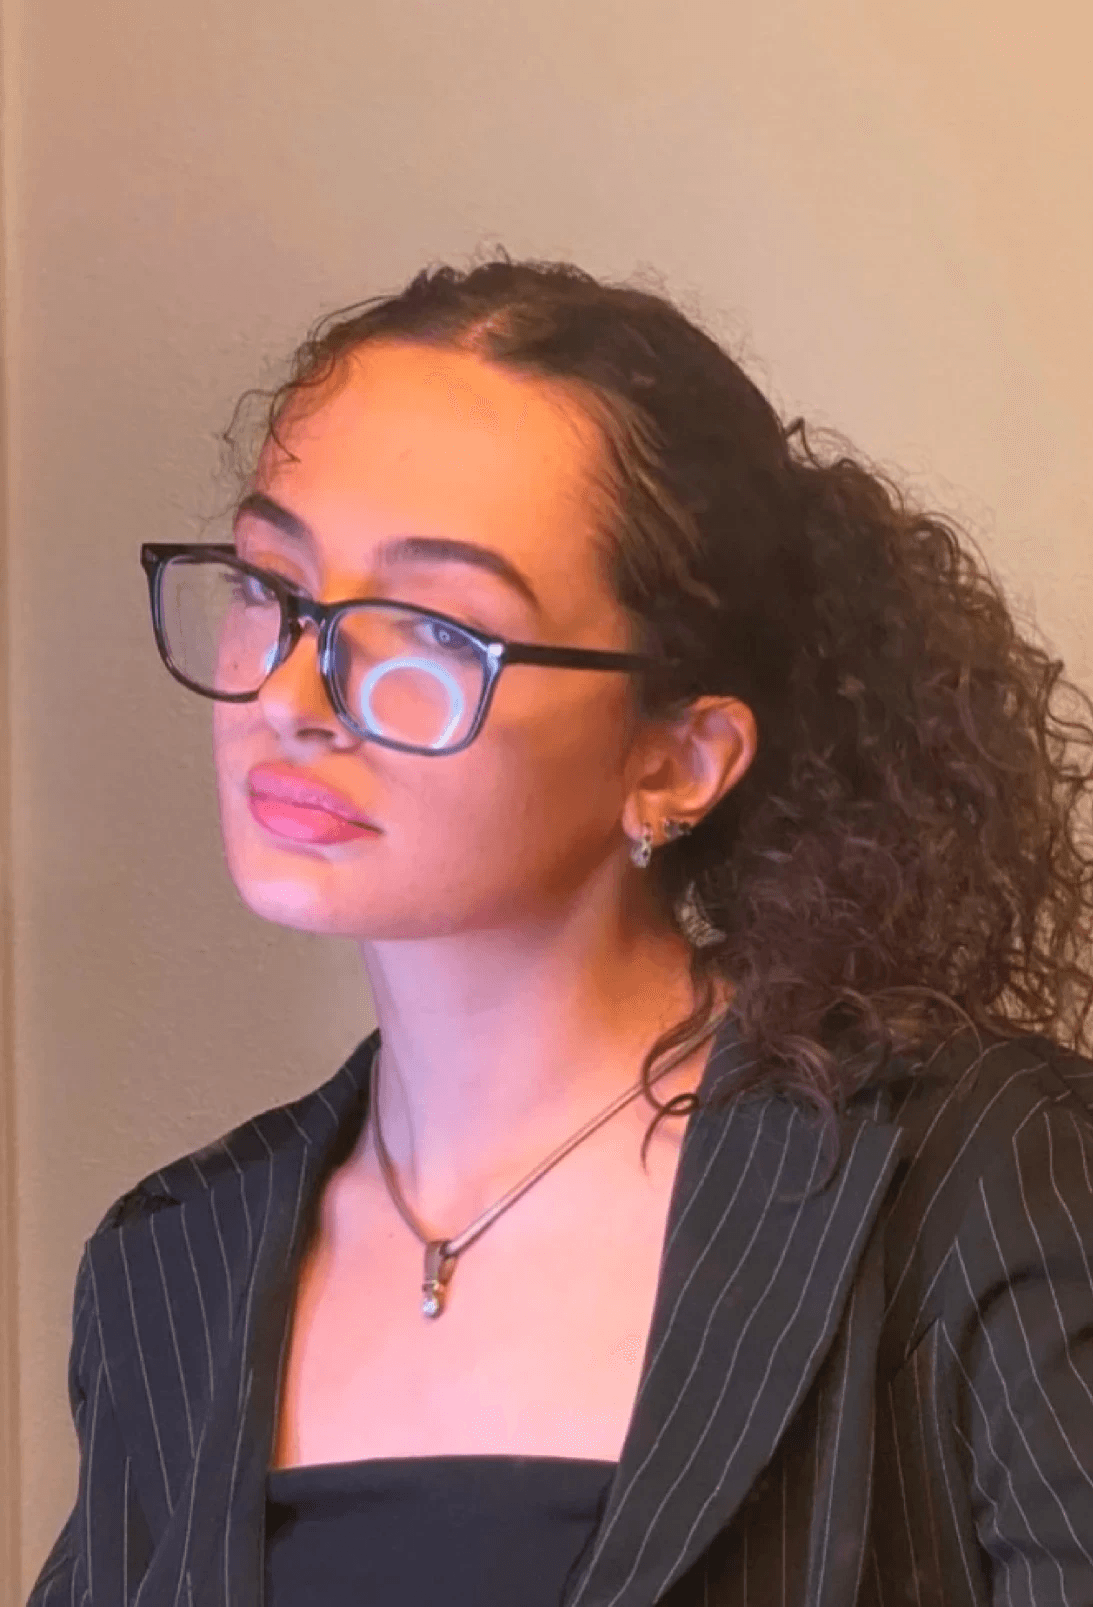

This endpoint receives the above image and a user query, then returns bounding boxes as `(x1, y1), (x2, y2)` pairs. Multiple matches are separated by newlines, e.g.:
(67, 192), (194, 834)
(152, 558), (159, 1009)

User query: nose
(255, 618), (354, 745)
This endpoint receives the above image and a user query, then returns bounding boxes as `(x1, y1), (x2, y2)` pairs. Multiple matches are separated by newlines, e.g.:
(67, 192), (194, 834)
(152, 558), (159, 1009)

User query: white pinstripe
(951, 1416), (1019, 1607)
(911, 1333), (943, 1587)
(943, 1280), (1069, 1603)
(870, 1542), (886, 1607)
(281, 1106), (311, 1145)
(268, 1147), (313, 1456)
(133, 1418), (207, 1607)
(659, 1087), (752, 1262)
(887, 1371), (924, 1607)
(73, 1304), (95, 1396)
(1066, 1111), (1093, 1194)
(116, 1229), (174, 1514)
(83, 1254), (118, 1419)
(1045, 1118), (1093, 1305)
(83, 1363), (101, 1604)
(218, 1138), (254, 1271)
(121, 1458), (130, 1607)
(148, 1213), (195, 1456)
(1013, 1118), (1093, 1419)
(849, 1380), (877, 1607)
(201, 1175), (236, 1339)
(315, 1090), (341, 1126)
(877, 1038), (1002, 1222)
(233, 1132), (278, 1416)
(883, 1062), (1049, 1328)
(283, 1141), (310, 1247)
(223, 1368), (254, 1607)
(32, 1537), (69, 1600)
(809, 1279), (861, 1607)
(924, 1316), (984, 1607)
(178, 1204), (215, 1399)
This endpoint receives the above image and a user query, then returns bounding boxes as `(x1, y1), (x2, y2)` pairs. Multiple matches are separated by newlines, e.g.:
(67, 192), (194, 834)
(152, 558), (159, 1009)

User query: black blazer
(28, 1017), (1093, 1607)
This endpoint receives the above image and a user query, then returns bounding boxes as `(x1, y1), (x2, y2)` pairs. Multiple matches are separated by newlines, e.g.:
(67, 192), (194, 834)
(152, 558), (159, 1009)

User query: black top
(265, 1454), (618, 1607)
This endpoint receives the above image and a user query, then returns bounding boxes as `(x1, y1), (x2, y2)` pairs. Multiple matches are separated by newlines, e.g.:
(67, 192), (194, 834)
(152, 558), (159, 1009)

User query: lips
(245, 764), (379, 844)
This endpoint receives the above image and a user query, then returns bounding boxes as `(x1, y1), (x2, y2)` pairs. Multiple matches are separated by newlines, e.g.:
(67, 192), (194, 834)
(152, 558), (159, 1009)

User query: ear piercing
(630, 817), (693, 868)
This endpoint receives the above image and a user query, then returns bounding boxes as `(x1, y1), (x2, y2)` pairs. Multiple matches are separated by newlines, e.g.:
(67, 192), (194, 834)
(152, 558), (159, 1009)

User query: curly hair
(223, 253), (1093, 1170)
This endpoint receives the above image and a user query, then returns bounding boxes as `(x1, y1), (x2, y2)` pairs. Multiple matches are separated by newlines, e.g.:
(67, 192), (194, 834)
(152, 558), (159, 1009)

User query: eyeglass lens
(159, 556), (489, 750)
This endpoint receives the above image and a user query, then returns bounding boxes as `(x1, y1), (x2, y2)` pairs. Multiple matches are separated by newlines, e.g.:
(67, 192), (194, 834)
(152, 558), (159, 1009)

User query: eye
(413, 617), (484, 660)
(225, 569), (280, 607)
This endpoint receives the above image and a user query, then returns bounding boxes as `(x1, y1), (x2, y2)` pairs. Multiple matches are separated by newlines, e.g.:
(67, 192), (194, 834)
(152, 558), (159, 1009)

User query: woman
(29, 257), (1093, 1607)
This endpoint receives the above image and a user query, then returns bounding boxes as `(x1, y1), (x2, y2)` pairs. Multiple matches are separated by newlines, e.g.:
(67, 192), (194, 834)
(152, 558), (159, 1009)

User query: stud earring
(662, 818), (694, 842)
(630, 824), (654, 868)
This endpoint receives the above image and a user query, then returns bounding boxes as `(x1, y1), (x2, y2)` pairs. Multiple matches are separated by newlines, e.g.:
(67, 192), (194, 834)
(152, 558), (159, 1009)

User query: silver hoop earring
(630, 824), (654, 869)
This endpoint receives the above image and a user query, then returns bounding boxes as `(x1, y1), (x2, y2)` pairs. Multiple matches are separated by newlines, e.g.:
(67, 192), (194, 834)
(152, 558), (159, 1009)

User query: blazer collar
(92, 1020), (902, 1607)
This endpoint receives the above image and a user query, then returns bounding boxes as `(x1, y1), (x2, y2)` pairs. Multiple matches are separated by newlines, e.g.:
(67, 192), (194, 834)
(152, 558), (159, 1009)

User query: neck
(354, 886), (726, 1228)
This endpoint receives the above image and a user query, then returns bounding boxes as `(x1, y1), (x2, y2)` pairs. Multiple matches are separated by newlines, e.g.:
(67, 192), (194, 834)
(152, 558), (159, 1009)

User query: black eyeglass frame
(141, 543), (672, 756)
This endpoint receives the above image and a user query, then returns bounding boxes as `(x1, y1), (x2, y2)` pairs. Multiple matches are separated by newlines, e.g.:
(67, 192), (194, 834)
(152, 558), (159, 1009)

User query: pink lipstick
(246, 764), (379, 845)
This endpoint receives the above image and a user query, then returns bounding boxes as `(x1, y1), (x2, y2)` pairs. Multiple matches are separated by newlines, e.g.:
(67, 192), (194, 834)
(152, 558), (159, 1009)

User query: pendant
(422, 1239), (456, 1318)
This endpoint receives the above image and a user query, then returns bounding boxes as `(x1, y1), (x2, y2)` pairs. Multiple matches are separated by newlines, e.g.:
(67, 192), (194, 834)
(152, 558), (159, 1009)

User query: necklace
(368, 1019), (725, 1319)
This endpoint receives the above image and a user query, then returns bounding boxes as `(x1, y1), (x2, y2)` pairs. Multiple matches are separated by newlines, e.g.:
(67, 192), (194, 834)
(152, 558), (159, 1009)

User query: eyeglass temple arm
(502, 642), (658, 672)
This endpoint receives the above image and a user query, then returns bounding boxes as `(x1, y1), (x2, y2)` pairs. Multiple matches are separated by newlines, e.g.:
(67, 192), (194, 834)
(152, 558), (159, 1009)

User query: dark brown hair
(225, 253), (1093, 1167)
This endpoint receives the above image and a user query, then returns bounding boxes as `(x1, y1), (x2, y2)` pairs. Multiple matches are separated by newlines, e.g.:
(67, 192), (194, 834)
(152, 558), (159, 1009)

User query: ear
(621, 696), (757, 844)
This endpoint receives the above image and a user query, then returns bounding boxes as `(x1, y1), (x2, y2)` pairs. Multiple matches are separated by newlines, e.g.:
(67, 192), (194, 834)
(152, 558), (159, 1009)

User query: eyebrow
(234, 490), (542, 614)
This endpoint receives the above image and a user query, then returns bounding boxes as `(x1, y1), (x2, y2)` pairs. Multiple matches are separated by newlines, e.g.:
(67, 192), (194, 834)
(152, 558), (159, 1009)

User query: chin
(220, 829), (352, 934)
(223, 837), (418, 939)
(232, 872), (348, 933)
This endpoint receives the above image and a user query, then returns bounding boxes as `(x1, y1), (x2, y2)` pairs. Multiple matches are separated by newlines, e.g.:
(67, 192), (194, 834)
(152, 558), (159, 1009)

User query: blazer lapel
(566, 1020), (903, 1607)
(91, 1034), (377, 1607)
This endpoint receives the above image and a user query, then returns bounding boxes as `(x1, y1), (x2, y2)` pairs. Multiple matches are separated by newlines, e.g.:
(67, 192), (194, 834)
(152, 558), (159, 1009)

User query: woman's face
(213, 340), (661, 940)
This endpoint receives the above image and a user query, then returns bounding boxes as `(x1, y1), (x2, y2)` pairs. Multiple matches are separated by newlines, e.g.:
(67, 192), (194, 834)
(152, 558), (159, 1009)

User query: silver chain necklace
(368, 1022), (722, 1319)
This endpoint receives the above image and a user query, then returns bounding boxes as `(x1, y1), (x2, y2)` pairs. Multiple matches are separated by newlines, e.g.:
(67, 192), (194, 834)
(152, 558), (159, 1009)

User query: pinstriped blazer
(27, 1016), (1093, 1607)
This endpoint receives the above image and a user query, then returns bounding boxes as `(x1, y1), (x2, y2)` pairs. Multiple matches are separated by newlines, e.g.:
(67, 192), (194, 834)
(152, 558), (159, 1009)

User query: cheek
(210, 705), (277, 890)
(205, 682), (635, 937)
(211, 700), (243, 775)
(467, 685), (633, 857)
(211, 708), (247, 826)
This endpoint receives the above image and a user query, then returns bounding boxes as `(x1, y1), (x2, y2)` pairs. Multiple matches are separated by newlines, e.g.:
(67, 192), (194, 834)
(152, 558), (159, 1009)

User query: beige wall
(4, 0), (1091, 1593)
(1, 0), (18, 1589)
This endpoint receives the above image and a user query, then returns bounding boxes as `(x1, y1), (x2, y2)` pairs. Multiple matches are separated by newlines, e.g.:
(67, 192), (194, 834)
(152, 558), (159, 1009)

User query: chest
(270, 1114), (689, 1469)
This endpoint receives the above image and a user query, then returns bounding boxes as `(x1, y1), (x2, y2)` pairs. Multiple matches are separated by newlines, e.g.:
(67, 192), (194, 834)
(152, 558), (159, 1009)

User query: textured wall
(5, 0), (1091, 1591)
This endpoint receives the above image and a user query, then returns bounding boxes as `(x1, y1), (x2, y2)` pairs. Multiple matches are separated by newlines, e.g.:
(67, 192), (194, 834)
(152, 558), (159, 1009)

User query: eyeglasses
(140, 544), (668, 756)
